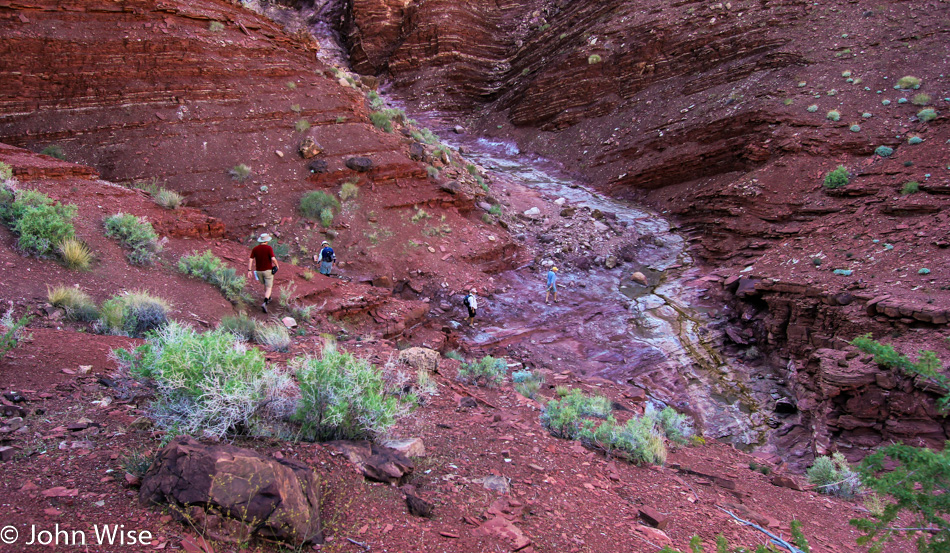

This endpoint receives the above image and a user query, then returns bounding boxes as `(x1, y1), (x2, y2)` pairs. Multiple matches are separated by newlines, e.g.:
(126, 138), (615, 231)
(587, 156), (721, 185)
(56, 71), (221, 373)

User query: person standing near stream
(545, 267), (558, 304)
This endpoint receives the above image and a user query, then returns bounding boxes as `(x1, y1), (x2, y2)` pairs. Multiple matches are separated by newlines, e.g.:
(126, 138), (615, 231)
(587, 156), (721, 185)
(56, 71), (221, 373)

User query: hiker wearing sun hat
(462, 288), (478, 326)
(545, 266), (559, 304)
(248, 233), (279, 313)
(319, 240), (336, 276)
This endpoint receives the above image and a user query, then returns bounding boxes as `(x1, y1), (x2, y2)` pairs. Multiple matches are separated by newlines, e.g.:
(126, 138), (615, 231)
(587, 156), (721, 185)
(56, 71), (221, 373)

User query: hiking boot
(262, 302), (268, 313)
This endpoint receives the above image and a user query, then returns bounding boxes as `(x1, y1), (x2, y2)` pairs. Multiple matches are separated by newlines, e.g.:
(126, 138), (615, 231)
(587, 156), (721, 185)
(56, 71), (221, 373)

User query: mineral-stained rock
(405, 492), (434, 517)
(397, 347), (440, 373)
(325, 440), (413, 484)
(298, 137), (323, 159)
(140, 437), (322, 545)
(815, 349), (877, 388)
(630, 271), (648, 286)
(409, 142), (426, 161)
(345, 156), (374, 172)
(308, 159), (328, 174)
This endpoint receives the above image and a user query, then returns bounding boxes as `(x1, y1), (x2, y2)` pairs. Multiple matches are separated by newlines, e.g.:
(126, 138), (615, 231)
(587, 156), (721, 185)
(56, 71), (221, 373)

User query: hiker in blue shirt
(545, 266), (558, 304)
(319, 240), (336, 275)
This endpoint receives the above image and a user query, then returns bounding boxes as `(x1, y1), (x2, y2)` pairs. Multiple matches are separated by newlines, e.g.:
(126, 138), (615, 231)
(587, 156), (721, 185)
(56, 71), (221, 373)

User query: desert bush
(152, 188), (183, 209)
(177, 250), (246, 302)
(370, 111), (394, 133)
(409, 127), (440, 145)
(426, 166), (439, 179)
(911, 93), (931, 106)
(849, 124), (861, 132)
(0, 310), (32, 362)
(588, 54), (602, 64)
(807, 452), (861, 498)
(229, 164), (252, 181)
(292, 340), (410, 441)
(301, 269), (315, 281)
(512, 370), (545, 399)
(47, 285), (98, 321)
(104, 213), (161, 265)
(578, 414), (668, 465)
(457, 355), (507, 387)
(57, 238), (93, 270)
(299, 190), (339, 226)
(874, 146), (894, 157)
(410, 208), (431, 223)
(340, 181), (359, 201)
(115, 322), (290, 439)
(901, 181), (919, 195)
(0, 162), (12, 182)
(40, 144), (65, 160)
(208, 20), (224, 32)
(823, 165), (850, 189)
(295, 118), (311, 132)
(649, 404), (695, 445)
(98, 291), (170, 337)
(2, 189), (77, 256)
(255, 321), (291, 352)
(908, 136), (923, 145)
(444, 350), (464, 362)
(917, 108), (937, 122)
(218, 313), (260, 341)
(806, 104), (818, 113)
(826, 110), (841, 121)
(559, 388), (612, 418)
(896, 76), (921, 89)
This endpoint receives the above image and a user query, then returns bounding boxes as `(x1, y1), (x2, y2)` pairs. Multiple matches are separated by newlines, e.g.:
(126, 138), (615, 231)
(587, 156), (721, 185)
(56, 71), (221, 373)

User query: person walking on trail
(545, 266), (559, 304)
(248, 233), (279, 313)
(319, 240), (336, 276)
(463, 288), (478, 326)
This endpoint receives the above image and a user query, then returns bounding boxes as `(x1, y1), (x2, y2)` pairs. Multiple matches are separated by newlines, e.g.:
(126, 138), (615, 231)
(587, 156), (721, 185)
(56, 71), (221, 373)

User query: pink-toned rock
(638, 506), (669, 530)
(42, 486), (79, 498)
(770, 474), (804, 491)
(634, 525), (672, 547)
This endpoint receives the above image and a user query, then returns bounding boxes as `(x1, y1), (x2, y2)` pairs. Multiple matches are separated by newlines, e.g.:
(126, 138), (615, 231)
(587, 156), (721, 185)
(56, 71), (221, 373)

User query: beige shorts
(255, 270), (274, 287)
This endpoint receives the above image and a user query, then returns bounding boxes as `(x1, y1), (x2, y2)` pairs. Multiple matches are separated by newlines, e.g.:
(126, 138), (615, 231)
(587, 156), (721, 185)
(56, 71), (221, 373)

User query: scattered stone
(479, 475), (510, 494)
(770, 474), (804, 491)
(42, 486), (79, 498)
(308, 159), (328, 174)
(281, 317), (298, 329)
(605, 256), (617, 269)
(2, 391), (25, 403)
(405, 492), (434, 517)
(77, 365), (92, 374)
(275, 150), (284, 158)
(325, 441), (413, 484)
(476, 516), (531, 551)
(453, 125), (465, 134)
(0, 404), (25, 418)
(553, 197), (566, 206)
(141, 437), (322, 545)
(631, 271), (648, 286)
(345, 156), (374, 172)
(638, 506), (669, 530)
(439, 531), (459, 539)
(360, 75), (378, 89)
(409, 142), (426, 161)
(298, 137), (323, 159)
(381, 438), (426, 458)
(635, 525), (672, 547)
(522, 207), (542, 220)
(0, 446), (18, 461)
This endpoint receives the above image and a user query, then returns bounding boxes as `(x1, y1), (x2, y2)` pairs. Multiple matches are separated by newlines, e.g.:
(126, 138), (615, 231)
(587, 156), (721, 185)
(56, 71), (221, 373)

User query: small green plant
(0, 310), (32, 362)
(826, 110), (841, 121)
(270, 240), (290, 260)
(806, 104), (818, 113)
(370, 109), (405, 133)
(218, 314), (260, 341)
(119, 449), (153, 477)
(512, 370), (545, 399)
(57, 238), (93, 270)
(409, 127), (441, 145)
(292, 340), (411, 441)
(823, 165), (849, 189)
(97, 291), (170, 337)
(481, 213), (493, 224)
(850, 124), (861, 132)
(295, 118), (311, 132)
(841, 70), (852, 78)
(917, 108), (937, 122)
(426, 165), (439, 179)
(783, 98), (794, 106)
(896, 76), (921, 89)
(48, 285), (98, 321)
(457, 355), (507, 387)
(908, 136), (923, 145)
(0, 162), (12, 182)
(444, 350), (464, 362)
(286, 81), (297, 90)
(489, 204), (503, 217)
(410, 208), (431, 223)
(335, 115), (347, 123)
(290, 104), (302, 113)
(104, 213), (162, 265)
(301, 269), (315, 281)
(806, 452), (861, 498)
(40, 144), (65, 160)
(912, 93), (931, 106)
(178, 250), (247, 302)
(874, 146), (894, 157)
(152, 187), (183, 209)
(208, 21), (225, 32)
(299, 190), (340, 227)
(229, 164), (252, 181)
(749, 461), (772, 475)
(115, 322), (290, 439)
(588, 54), (602, 64)
(255, 321), (291, 352)
(901, 181), (919, 195)
(862, 112), (872, 118)
(340, 181), (359, 201)
(649, 404), (695, 445)
(1, 189), (77, 257)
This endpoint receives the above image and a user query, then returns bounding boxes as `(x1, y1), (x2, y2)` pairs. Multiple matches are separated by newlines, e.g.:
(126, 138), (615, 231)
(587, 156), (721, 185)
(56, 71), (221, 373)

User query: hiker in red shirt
(247, 233), (279, 313)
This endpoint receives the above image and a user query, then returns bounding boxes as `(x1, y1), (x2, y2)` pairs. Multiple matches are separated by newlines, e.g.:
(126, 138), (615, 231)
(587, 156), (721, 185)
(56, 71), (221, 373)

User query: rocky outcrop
(140, 437), (323, 545)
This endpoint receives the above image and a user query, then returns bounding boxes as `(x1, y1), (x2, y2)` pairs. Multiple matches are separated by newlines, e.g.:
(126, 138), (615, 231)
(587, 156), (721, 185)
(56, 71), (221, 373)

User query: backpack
(462, 294), (471, 308)
(321, 247), (335, 262)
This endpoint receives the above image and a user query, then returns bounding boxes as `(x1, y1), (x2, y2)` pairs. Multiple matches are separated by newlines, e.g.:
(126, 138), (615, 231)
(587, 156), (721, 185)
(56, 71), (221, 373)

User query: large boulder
(345, 156), (374, 172)
(140, 437), (322, 545)
(397, 347), (440, 373)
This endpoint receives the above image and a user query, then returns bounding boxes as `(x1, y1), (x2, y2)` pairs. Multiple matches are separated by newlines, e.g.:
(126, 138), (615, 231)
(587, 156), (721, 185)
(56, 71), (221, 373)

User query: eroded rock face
(140, 437), (323, 545)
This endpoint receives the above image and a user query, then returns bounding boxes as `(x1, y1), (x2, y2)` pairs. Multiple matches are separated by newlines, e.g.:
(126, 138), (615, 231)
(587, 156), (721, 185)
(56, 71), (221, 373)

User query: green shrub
(119, 449), (153, 477)
(255, 321), (291, 352)
(409, 127), (440, 145)
(901, 181), (919, 195)
(912, 93), (931, 106)
(588, 54), (602, 64)
(850, 124), (861, 132)
(229, 164), (252, 181)
(57, 238), (93, 270)
(218, 314), (260, 341)
(806, 104), (818, 113)
(208, 21), (224, 32)
(97, 291), (170, 337)
(295, 118), (311, 132)
(908, 136), (923, 145)
(115, 322), (290, 439)
(152, 188), (183, 209)
(807, 452), (861, 498)
(444, 350), (464, 362)
(874, 146), (894, 157)
(299, 190), (339, 226)
(823, 165), (850, 189)
(0, 162), (12, 182)
(917, 108), (937, 122)
(896, 76), (921, 89)
(104, 213), (161, 265)
(426, 166), (439, 179)
(650, 405), (695, 444)
(370, 110), (401, 133)
(410, 208), (431, 223)
(3, 189), (77, 256)
(577, 414), (668, 465)
(292, 340), (410, 441)
(489, 204), (503, 217)
(513, 370), (545, 399)
(178, 250), (246, 302)
(826, 110), (841, 121)
(47, 285), (98, 321)
(862, 112), (872, 118)
(458, 355), (507, 387)
(340, 181), (359, 201)
(0, 310), (32, 362)
(40, 144), (65, 160)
